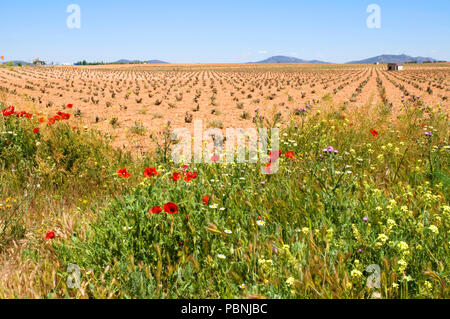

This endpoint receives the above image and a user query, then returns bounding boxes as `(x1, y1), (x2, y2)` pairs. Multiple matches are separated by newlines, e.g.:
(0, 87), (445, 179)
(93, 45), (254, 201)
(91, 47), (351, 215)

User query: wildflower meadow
(0, 96), (448, 299)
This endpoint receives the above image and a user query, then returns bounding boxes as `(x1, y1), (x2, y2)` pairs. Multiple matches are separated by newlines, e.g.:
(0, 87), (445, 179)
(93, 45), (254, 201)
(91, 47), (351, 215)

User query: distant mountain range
(2, 55), (445, 66)
(253, 54), (443, 65)
(253, 56), (329, 64)
(347, 54), (439, 64)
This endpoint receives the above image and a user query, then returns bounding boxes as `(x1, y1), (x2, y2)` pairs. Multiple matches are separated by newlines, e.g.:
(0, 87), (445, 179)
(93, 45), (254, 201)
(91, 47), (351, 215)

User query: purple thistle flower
(323, 146), (338, 154)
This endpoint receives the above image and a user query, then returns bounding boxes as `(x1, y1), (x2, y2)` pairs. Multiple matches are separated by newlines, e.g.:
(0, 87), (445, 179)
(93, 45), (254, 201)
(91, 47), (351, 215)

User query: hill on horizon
(114, 59), (169, 64)
(1, 60), (32, 66)
(347, 54), (439, 64)
(253, 56), (329, 64)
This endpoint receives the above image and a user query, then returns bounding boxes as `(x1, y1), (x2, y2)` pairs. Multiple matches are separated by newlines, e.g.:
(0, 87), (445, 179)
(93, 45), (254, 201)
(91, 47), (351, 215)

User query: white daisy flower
(257, 220), (266, 226)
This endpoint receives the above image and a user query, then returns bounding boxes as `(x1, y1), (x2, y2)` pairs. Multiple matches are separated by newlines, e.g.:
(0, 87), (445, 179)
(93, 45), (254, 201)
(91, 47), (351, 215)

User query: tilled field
(1, 63), (448, 150)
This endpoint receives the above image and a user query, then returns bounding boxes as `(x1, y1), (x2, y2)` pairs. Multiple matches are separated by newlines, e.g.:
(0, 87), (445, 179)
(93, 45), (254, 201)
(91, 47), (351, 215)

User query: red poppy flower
(285, 151), (295, 160)
(117, 168), (131, 178)
(370, 129), (379, 138)
(67, 104), (73, 109)
(2, 106), (15, 117)
(171, 172), (182, 181)
(38, 118), (45, 123)
(184, 172), (198, 182)
(149, 206), (162, 214)
(48, 118), (56, 125)
(202, 195), (210, 206)
(62, 113), (70, 120)
(45, 231), (55, 240)
(143, 168), (160, 178)
(163, 202), (179, 215)
(211, 154), (220, 162)
(33, 128), (39, 134)
(265, 162), (272, 174)
(269, 150), (282, 162)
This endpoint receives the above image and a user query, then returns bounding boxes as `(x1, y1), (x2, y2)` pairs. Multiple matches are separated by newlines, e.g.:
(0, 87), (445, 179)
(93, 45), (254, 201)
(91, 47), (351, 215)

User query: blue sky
(1, 0), (449, 63)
